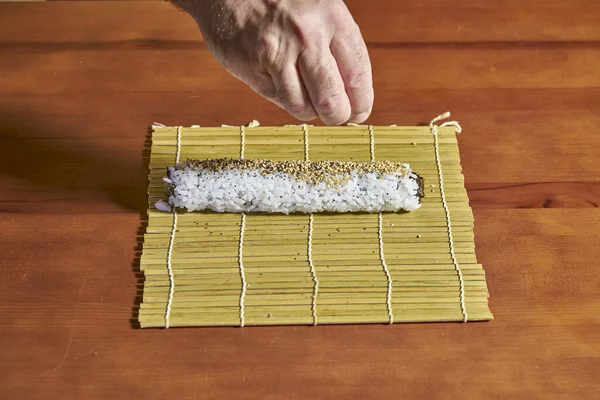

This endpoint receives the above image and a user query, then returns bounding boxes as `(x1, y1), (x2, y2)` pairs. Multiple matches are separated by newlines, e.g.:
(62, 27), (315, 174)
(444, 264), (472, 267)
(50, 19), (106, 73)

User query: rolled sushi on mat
(155, 158), (424, 214)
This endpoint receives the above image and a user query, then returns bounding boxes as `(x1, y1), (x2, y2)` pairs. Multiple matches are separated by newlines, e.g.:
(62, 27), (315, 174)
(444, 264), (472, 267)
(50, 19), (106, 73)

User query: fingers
(245, 70), (278, 101)
(330, 23), (374, 124)
(268, 64), (318, 122)
(298, 47), (352, 125)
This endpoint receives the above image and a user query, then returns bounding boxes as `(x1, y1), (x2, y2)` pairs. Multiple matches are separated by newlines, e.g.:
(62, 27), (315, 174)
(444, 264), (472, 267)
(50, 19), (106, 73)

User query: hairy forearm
(167, 0), (245, 53)
(167, 0), (242, 20)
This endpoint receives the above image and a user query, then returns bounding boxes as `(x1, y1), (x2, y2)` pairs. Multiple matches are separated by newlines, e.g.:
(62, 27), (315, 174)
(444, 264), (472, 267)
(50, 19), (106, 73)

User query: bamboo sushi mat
(138, 114), (493, 328)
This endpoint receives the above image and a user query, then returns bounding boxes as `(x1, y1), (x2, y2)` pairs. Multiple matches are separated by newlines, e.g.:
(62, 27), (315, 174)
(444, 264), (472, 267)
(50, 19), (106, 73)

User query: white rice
(156, 165), (422, 214)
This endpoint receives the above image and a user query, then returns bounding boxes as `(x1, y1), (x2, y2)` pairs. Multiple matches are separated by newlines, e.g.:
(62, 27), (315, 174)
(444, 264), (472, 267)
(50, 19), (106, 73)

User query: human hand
(176, 0), (374, 125)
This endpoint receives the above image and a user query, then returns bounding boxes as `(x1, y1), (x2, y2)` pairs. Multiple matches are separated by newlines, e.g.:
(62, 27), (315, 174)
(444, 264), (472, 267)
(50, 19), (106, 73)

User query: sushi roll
(155, 158), (424, 214)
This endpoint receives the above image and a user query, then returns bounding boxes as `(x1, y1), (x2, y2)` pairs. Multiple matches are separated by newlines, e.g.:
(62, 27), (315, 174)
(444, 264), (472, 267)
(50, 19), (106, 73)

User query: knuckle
(345, 69), (372, 92)
(286, 101), (311, 116)
(275, 87), (311, 117)
(317, 93), (343, 113)
(257, 34), (281, 66)
(294, 25), (323, 50)
(256, 84), (277, 101)
(338, 20), (361, 36)
(273, 83), (291, 102)
(288, 11), (325, 49)
(327, 1), (349, 18)
(316, 93), (351, 125)
(326, 3), (354, 28)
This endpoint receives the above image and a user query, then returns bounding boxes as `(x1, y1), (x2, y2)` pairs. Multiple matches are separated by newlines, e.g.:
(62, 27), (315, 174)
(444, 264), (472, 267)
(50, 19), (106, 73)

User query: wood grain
(1, 211), (598, 399)
(0, 1), (599, 399)
(3, 1), (600, 44)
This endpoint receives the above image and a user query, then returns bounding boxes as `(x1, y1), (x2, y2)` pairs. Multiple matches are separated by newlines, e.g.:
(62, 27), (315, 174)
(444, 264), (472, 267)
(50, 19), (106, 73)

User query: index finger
(298, 47), (352, 126)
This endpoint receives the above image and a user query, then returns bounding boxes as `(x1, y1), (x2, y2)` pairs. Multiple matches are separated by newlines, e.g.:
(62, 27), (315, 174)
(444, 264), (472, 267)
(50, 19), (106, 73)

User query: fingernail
(351, 111), (370, 124)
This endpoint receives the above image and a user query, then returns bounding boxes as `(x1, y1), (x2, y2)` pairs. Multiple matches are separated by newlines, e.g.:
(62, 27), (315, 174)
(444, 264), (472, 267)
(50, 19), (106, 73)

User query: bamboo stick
(137, 123), (493, 327)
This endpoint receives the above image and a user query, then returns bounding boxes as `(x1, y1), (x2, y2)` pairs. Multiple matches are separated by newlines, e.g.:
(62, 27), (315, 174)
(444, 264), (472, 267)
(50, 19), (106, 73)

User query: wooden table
(1, 1), (599, 398)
